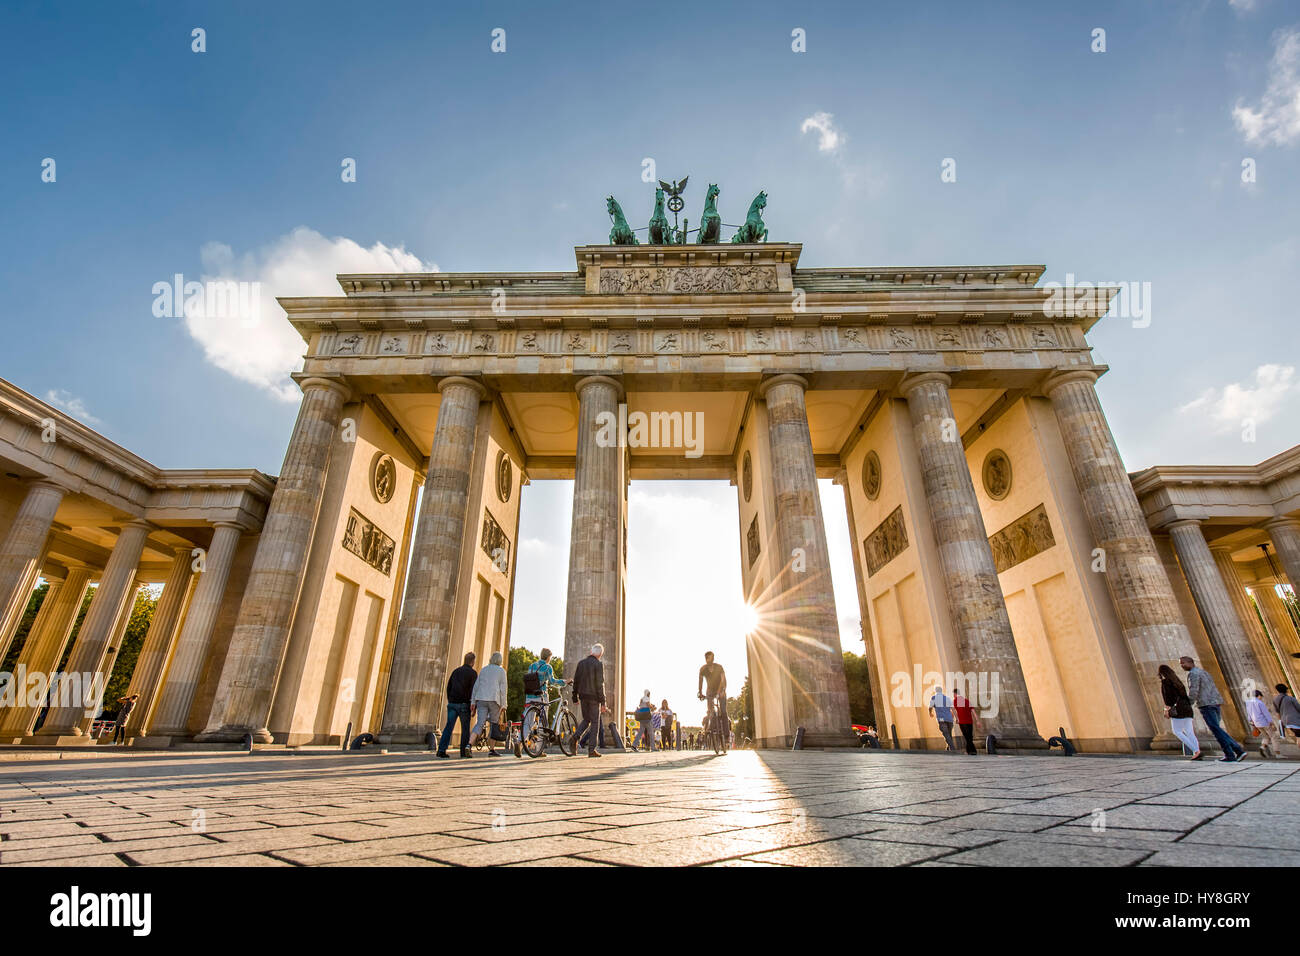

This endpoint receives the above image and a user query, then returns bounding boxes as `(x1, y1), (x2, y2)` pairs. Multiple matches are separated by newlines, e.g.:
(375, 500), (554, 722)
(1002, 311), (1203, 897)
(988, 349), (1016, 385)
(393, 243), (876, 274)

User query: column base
(375, 730), (437, 746)
(20, 735), (95, 746)
(1147, 730), (1185, 752)
(194, 726), (274, 744)
(985, 731), (1049, 751)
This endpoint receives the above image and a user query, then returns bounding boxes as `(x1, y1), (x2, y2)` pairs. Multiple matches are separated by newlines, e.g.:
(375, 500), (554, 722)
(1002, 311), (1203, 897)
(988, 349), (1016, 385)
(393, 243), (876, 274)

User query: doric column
(758, 374), (853, 744)
(561, 376), (624, 706)
(901, 372), (1042, 747)
(1253, 582), (1300, 683)
(147, 522), (242, 737)
(1265, 518), (1300, 592)
(1167, 520), (1266, 727)
(1211, 546), (1287, 691)
(1044, 369), (1193, 748)
(38, 520), (153, 737)
(122, 550), (195, 735)
(378, 376), (486, 743)
(197, 375), (350, 742)
(0, 565), (91, 738)
(0, 479), (66, 662)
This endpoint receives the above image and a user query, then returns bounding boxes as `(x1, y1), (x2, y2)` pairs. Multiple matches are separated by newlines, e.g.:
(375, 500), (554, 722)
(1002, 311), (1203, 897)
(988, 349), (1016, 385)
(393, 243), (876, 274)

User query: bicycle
(520, 690), (577, 758)
(699, 692), (730, 755)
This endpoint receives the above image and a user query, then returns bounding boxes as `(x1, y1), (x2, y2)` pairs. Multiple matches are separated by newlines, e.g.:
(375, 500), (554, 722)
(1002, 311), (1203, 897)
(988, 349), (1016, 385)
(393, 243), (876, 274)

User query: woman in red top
(952, 689), (978, 755)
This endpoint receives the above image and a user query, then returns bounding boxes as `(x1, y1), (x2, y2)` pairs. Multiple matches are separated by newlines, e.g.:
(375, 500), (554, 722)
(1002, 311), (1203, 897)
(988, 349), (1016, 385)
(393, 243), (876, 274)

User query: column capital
(40, 563), (69, 584)
(756, 373), (809, 399)
(436, 375), (488, 400)
(1041, 368), (1100, 397)
(26, 476), (70, 495)
(121, 517), (158, 535)
(1265, 516), (1300, 534)
(574, 375), (624, 400)
(211, 520), (247, 533)
(1165, 518), (1204, 533)
(897, 371), (952, 396)
(293, 373), (352, 402)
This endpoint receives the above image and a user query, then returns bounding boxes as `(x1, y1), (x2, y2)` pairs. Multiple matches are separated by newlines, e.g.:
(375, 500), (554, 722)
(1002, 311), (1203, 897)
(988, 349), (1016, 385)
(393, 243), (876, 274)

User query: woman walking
(1159, 664), (1200, 759)
(1274, 684), (1300, 756)
(1246, 689), (1279, 758)
(469, 651), (508, 757)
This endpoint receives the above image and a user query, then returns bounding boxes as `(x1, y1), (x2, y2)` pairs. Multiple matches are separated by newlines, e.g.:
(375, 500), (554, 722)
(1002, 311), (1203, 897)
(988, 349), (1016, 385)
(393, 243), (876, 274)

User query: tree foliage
(842, 650), (875, 726)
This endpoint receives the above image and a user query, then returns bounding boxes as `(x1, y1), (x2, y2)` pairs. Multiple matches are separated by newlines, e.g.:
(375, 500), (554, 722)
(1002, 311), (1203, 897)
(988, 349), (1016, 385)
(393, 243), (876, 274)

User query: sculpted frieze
(988, 503), (1056, 574)
(599, 265), (778, 295)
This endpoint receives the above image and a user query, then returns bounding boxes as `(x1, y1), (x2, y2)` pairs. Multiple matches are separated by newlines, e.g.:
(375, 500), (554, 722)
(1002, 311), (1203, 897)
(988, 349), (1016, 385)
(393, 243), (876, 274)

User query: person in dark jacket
(1158, 664), (1199, 759)
(437, 652), (477, 758)
(571, 643), (606, 757)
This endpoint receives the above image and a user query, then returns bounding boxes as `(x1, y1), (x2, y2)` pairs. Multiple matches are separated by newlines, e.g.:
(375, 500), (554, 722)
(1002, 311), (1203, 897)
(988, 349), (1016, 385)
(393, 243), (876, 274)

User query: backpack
(522, 669), (542, 695)
(635, 704), (652, 721)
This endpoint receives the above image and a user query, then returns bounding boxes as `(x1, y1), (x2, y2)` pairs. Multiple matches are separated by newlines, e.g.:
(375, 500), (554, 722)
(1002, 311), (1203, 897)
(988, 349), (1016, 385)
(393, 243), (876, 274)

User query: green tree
(506, 646), (537, 720)
(727, 675), (754, 740)
(842, 650), (875, 726)
(0, 582), (49, 674)
(101, 586), (157, 715)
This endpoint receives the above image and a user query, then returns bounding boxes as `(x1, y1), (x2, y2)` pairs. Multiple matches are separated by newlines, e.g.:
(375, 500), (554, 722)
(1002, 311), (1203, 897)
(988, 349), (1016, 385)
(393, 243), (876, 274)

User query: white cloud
(1179, 363), (1297, 430)
(1229, 0), (1257, 12)
(44, 389), (101, 426)
(1233, 28), (1300, 146)
(800, 111), (843, 152)
(183, 227), (436, 401)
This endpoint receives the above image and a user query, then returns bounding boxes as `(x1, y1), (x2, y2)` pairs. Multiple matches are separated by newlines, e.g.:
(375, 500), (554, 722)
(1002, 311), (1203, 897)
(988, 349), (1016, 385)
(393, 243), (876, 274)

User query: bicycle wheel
(521, 708), (546, 758)
(556, 709), (577, 756)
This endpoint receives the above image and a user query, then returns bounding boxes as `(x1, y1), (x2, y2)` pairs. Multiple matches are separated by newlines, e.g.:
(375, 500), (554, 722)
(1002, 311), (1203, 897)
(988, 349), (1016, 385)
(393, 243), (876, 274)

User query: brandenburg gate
(165, 238), (1200, 751)
(4, 216), (1296, 752)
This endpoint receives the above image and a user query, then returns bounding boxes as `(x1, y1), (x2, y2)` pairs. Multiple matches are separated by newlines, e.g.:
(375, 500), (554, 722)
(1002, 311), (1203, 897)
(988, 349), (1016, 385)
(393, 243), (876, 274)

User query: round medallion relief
(742, 451), (753, 502)
(371, 453), (396, 504)
(495, 451), (513, 503)
(982, 449), (1012, 500)
(862, 450), (882, 501)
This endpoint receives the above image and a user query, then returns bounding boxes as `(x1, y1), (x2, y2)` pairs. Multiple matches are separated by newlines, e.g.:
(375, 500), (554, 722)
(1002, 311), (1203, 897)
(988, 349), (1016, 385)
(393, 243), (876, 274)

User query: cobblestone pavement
(0, 748), (1296, 867)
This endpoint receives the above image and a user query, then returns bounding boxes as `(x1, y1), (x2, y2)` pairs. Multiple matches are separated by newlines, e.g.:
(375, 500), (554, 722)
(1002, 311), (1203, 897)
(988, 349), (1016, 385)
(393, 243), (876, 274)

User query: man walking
(1180, 656), (1246, 762)
(952, 687), (978, 755)
(927, 686), (956, 752)
(572, 643), (606, 757)
(437, 652), (477, 758)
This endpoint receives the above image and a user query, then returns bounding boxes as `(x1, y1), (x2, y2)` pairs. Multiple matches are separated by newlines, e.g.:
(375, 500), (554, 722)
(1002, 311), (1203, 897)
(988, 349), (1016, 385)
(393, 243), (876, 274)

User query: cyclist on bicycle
(697, 651), (728, 726)
(525, 648), (565, 705)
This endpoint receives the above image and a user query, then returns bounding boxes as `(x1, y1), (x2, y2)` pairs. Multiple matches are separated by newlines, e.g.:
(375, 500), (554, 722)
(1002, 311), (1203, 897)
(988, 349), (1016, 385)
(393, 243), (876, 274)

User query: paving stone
(272, 833), (476, 865)
(418, 835), (614, 866)
(0, 749), (1293, 867)
(940, 839), (1150, 866)
(745, 839), (953, 866)
(576, 834), (773, 866)
(1139, 843), (1300, 866)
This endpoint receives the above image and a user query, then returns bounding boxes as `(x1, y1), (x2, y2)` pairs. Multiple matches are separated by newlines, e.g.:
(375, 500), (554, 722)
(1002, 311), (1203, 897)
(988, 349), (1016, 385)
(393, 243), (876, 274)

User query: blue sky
(3, 0), (1297, 721)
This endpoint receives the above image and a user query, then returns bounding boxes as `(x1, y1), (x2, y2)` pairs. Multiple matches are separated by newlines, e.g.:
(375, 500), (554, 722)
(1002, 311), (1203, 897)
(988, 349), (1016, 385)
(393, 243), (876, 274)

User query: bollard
(242, 732), (253, 754)
(342, 721), (352, 752)
(792, 726), (806, 751)
(985, 734), (998, 755)
(425, 731), (437, 752)
(890, 723), (900, 750)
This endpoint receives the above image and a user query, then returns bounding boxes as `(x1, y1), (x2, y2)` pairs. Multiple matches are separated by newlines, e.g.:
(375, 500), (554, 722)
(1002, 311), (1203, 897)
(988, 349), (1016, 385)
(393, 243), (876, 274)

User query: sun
(734, 600), (760, 636)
